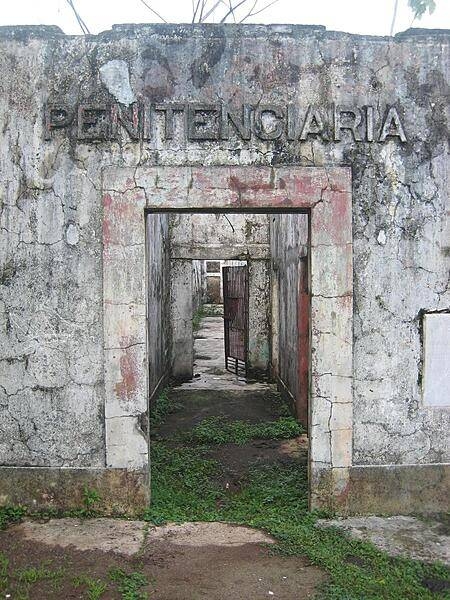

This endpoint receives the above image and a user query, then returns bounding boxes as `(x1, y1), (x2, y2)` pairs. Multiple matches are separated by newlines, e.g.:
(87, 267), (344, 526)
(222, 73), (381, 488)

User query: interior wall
(192, 260), (206, 312)
(270, 213), (309, 423)
(146, 213), (171, 401)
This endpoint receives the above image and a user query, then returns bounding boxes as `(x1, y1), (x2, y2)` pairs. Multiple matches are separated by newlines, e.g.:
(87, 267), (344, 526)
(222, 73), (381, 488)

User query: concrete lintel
(170, 244), (270, 260)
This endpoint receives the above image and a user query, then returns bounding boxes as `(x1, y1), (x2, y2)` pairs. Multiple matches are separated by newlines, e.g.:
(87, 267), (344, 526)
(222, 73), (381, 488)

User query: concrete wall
(192, 260), (206, 312)
(0, 23), (448, 514)
(270, 214), (309, 423)
(146, 213), (171, 401)
(169, 213), (270, 260)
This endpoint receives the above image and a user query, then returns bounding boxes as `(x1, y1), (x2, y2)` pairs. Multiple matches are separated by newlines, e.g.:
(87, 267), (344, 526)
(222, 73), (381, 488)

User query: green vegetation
(150, 386), (181, 429)
(193, 303), (224, 331)
(15, 564), (64, 586)
(80, 486), (101, 517)
(73, 575), (107, 600)
(0, 557), (150, 600)
(0, 384), (448, 599)
(202, 303), (224, 317)
(0, 505), (26, 530)
(0, 554), (65, 600)
(183, 414), (304, 445)
(144, 442), (223, 523)
(192, 305), (206, 332)
(144, 393), (450, 600)
(109, 568), (149, 600)
(0, 552), (8, 592)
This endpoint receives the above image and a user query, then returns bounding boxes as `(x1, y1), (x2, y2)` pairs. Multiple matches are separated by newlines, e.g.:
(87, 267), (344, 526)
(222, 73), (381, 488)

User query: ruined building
(0, 23), (448, 514)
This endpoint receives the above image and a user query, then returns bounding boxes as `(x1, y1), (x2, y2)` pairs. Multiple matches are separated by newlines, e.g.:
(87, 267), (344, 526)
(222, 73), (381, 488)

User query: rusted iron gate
(223, 265), (248, 377)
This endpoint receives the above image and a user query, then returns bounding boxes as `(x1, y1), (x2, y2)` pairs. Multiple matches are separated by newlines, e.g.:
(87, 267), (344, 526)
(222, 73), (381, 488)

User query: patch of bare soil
(13, 518), (145, 555)
(210, 437), (308, 492)
(0, 521), (326, 599)
(0, 528), (139, 599)
(156, 388), (286, 438)
(142, 539), (326, 599)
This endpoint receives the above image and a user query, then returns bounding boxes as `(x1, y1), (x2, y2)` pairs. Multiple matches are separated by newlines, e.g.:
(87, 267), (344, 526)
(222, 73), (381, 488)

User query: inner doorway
(146, 208), (310, 545)
(191, 259), (250, 389)
(223, 264), (248, 377)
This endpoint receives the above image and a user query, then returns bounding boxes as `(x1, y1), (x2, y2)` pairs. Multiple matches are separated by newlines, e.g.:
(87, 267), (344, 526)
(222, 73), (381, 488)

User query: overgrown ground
(0, 385), (449, 599)
(144, 387), (450, 599)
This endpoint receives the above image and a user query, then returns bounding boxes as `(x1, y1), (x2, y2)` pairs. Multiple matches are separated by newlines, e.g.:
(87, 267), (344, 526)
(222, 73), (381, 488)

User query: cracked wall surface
(0, 24), (448, 498)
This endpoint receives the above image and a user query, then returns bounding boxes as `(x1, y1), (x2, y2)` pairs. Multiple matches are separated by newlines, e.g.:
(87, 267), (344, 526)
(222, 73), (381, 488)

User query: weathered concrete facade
(0, 23), (448, 514)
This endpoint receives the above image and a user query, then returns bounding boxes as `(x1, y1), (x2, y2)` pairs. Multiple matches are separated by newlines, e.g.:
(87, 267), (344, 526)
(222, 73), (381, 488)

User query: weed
(147, 428), (450, 599)
(74, 574), (108, 599)
(15, 564), (64, 586)
(192, 305), (205, 332)
(143, 442), (222, 524)
(184, 415), (304, 445)
(0, 552), (9, 592)
(150, 387), (181, 430)
(0, 505), (26, 529)
(109, 567), (149, 599)
(82, 486), (101, 515)
(203, 303), (224, 317)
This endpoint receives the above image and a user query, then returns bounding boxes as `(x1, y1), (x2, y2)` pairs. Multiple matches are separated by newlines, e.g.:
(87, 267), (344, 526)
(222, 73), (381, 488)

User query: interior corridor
(178, 306), (268, 391)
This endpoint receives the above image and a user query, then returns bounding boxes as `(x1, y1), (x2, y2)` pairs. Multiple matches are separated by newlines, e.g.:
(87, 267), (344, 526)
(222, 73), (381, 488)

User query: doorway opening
(191, 259), (249, 388)
(103, 165), (353, 513)
(146, 209), (310, 514)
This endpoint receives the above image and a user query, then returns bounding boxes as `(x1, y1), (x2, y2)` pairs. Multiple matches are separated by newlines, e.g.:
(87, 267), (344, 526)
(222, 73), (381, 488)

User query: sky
(0, 0), (448, 36)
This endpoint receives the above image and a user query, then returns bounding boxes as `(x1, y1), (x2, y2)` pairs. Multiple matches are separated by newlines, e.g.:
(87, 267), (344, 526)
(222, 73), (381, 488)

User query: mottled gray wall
(0, 24), (448, 476)
(192, 260), (206, 312)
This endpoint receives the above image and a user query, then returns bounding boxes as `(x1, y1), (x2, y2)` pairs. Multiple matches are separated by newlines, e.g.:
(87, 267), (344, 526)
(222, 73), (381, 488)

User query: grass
(15, 565), (65, 586)
(193, 303), (224, 331)
(73, 575), (107, 600)
(0, 555), (150, 600)
(143, 389), (450, 600)
(0, 384), (449, 599)
(150, 386), (181, 429)
(192, 305), (206, 332)
(109, 568), (150, 600)
(183, 414), (304, 445)
(0, 554), (65, 600)
(0, 505), (26, 530)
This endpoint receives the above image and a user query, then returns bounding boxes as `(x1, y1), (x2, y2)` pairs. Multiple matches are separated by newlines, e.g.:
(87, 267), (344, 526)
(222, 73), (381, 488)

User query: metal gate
(223, 265), (248, 377)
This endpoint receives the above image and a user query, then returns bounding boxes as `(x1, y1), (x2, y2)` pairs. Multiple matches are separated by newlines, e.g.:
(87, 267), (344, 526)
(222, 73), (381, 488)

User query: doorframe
(102, 166), (353, 511)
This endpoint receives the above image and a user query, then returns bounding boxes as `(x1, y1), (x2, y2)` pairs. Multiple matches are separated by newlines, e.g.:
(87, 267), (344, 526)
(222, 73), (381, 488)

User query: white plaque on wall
(423, 313), (450, 407)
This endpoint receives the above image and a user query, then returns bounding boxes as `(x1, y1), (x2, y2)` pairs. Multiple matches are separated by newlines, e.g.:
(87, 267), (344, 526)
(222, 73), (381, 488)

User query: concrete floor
(179, 315), (268, 391)
(317, 515), (450, 565)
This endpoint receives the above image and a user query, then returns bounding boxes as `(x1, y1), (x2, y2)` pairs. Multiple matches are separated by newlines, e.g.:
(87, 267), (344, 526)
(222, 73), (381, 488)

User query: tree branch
(219, 0), (248, 23)
(240, 0), (279, 22)
(390, 0), (399, 36)
(138, 0), (168, 23)
(65, 0), (90, 34)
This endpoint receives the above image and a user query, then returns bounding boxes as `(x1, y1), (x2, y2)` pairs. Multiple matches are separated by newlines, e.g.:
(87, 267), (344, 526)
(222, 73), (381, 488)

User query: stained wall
(0, 23), (448, 513)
